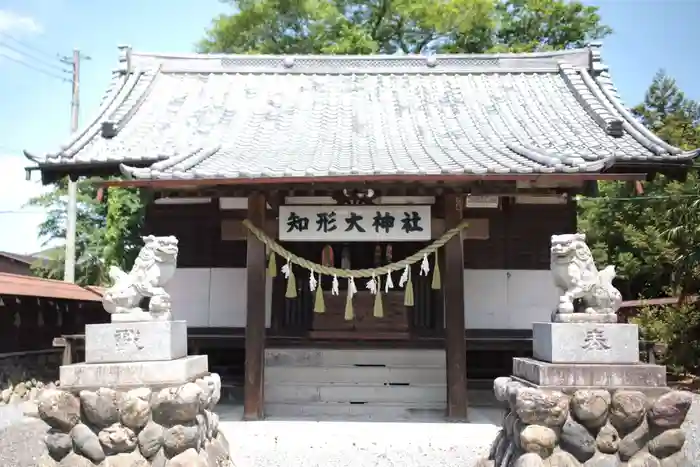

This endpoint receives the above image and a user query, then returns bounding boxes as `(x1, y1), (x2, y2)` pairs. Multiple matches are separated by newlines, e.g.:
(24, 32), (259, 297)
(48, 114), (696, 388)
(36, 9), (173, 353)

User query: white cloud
(0, 10), (42, 34)
(0, 10), (43, 62)
(0, 155), (51, 254)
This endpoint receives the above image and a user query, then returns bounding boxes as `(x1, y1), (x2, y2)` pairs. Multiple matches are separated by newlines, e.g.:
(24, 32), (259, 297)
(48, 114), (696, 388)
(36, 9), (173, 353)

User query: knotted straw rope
(241, 219), (469, 278)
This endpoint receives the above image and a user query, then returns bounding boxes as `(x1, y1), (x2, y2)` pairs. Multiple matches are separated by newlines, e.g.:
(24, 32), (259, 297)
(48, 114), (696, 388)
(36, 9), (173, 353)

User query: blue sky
(0, 0), (698, 254)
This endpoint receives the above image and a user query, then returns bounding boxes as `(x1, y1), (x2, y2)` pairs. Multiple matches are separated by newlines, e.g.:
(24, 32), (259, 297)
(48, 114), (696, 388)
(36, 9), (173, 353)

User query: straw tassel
(404, 267), (414, 307)
(267, 251), (277, 277)
(314, 274), (325, 313)
(284, 264), (297, 298)
(431, 250), (441, 290)
(373, 276), (384, 318)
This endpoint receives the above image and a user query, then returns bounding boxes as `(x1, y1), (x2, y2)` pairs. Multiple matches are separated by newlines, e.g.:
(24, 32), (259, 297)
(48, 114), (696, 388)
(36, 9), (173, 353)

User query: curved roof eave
(24, 45), (163, 168)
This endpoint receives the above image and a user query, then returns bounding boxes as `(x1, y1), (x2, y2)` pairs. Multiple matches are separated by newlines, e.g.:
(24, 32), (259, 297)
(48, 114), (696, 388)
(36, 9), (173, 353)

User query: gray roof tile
(25, 46), (698, 181)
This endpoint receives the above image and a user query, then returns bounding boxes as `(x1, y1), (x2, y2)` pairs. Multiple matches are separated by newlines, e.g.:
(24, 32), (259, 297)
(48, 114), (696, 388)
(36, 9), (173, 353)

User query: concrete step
(265, 348), (446, 368)
(264, 401), (446, 419)
(265, 365), (446, 385)
(264, 383), (446, 404)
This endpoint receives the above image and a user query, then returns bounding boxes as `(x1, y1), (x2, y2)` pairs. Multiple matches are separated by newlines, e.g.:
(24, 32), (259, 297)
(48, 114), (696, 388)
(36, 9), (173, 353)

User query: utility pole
(62, 49), (82, 283)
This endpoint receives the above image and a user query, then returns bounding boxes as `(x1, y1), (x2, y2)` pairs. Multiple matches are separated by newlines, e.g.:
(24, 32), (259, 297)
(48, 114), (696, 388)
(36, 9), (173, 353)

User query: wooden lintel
(443, 192), (468, 421)
(97, 172), (648, 189)
(243, 193), (267, 421)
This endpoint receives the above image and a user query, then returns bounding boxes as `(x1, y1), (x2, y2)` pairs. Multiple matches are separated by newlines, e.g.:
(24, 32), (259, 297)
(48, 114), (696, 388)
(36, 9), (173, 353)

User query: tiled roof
(0, 273), (103, 302)
(25, 46), (698, 181)
(0, 251), (37, 265)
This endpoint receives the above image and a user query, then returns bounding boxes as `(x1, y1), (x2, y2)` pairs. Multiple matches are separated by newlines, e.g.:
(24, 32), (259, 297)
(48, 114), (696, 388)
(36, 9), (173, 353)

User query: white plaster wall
(165, 268), (272, 328)
(167, 268), (553, 330)
(166, 268), (211, 327)
(464, 270), (557, 329)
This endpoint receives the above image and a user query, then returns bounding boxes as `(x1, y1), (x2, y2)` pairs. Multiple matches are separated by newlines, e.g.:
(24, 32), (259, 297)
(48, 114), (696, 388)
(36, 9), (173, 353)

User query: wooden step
(265, 348), (446, 368)
(264, 383), (446, 404)
(265, 365), (446, 385)
(264, 401), (446, 419)
(308, 331), (410, 340)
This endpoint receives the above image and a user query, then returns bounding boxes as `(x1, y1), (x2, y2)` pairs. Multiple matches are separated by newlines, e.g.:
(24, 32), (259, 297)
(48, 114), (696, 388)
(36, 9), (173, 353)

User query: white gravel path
(220, 419), (501, 467)
(218, 405), (503, 467)
(0, 396), (696, 466)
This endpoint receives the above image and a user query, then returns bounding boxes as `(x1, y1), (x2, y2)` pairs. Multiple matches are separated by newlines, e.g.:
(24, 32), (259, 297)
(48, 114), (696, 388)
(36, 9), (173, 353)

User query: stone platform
(59, 355), (209, 391)
(476, 318), (693, 466)
(512, 357), (667, 393)
(40, 322), (232, 465)
(85, 320), (188, 363)
(476, 377), (693, 467)
(36, 374), (231, 467)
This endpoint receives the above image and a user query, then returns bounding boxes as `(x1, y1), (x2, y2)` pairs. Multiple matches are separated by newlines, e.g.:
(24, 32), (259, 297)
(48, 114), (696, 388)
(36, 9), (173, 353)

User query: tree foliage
(579, 71), (700, 375)
(198, 0), (611, 55)
(633, 302), (700, 376)
(27, 181), (144, 286)
(578, 71), (700, 300)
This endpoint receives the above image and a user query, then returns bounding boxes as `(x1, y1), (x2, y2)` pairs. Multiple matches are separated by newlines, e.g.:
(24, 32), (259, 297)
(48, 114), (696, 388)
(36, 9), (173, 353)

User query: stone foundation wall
(478, 377), (693, 467)
(0, 350), (60, 406)
(36, 373), (232, 467)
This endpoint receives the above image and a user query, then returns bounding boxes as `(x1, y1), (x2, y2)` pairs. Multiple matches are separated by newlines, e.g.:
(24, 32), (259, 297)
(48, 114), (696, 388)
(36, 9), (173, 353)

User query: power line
(0, 41), (70, 74)
(0, 52), (70, 83)
(0, 31), (61, 62)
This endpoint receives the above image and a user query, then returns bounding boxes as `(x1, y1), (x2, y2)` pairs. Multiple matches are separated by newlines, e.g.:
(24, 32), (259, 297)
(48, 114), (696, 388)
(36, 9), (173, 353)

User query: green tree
(578, 70), (700, 300)
(198, 0), (611, 54)
(27, 180), (144, 286)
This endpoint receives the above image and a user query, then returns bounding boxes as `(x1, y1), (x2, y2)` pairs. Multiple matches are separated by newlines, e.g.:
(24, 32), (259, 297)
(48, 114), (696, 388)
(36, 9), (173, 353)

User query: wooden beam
(97, 172), (648, 189)
(443, 193), (468, 421)
(243, 192), (267, 420)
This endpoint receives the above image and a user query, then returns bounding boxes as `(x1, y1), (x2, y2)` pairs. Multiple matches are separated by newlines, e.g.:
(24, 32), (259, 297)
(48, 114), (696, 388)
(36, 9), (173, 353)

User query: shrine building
(25, 45), (698, 421)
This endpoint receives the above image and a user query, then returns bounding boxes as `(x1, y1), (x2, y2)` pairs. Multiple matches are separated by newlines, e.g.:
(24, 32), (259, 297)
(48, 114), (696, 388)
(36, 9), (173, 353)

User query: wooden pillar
(244, 193), (267, 420)
(443, 193), (468, 420)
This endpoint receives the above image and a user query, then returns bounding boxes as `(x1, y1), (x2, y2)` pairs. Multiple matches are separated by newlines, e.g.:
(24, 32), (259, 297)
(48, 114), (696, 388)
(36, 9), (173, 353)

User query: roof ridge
(130, 47), (593, 61)
(126, 46), (593, 75)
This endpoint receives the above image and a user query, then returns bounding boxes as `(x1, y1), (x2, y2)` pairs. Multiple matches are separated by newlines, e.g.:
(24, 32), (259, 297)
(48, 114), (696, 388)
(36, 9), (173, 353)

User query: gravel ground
(0, 416), (48, 467)
(683, 394), (700, 464)
(0, 395), (695, 466)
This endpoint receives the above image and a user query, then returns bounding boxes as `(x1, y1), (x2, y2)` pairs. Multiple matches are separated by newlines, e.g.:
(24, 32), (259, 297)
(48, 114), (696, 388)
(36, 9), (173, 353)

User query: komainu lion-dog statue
(550, 233), (622, 323)
(102, 235), (179, 321)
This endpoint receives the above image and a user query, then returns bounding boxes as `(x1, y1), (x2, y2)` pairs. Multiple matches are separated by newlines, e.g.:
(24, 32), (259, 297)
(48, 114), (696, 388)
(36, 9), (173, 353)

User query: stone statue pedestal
(84, 320), (188, 364)
(532, 322), (640, 364)
(477, 321), (693, 467)
(36, 319), (233, 467)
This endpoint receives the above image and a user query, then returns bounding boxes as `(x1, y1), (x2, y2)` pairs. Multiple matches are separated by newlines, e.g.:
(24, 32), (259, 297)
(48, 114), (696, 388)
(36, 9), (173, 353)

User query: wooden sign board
(279, 205), (432, 242)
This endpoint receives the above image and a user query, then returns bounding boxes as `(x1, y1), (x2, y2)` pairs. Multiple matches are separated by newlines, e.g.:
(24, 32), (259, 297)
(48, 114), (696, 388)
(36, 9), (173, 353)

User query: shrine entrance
(270, 204), (442, 341)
